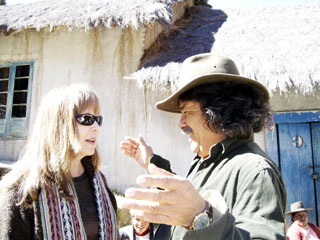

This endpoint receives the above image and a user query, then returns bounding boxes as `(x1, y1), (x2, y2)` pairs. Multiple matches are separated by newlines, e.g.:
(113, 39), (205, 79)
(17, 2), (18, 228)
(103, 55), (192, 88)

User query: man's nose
(179, 114), (187, 129)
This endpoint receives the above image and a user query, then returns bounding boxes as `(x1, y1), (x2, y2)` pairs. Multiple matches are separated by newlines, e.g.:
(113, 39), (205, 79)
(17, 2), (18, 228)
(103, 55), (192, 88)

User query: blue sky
(6, 0), (318, 7)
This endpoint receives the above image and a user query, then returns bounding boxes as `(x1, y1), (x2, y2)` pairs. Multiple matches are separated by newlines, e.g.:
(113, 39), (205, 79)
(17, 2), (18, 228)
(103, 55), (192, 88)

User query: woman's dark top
(73, 172), (100, 240)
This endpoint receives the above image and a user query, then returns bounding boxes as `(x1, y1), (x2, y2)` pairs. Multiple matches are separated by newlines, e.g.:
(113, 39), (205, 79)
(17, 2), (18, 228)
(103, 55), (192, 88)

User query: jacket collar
(189, 137), (253, 171)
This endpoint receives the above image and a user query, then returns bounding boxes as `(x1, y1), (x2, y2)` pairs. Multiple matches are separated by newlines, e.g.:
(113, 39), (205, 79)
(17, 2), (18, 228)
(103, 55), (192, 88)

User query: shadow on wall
(139, 6), (227, 68)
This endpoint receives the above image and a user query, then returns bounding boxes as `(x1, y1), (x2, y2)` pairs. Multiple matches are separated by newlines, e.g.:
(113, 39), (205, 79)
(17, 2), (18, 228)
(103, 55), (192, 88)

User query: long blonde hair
(0, 84), (101, 204)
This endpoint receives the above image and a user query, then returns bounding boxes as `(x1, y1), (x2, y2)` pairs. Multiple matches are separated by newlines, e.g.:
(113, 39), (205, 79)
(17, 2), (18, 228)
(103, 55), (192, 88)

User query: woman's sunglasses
(76, 113), (103, 126)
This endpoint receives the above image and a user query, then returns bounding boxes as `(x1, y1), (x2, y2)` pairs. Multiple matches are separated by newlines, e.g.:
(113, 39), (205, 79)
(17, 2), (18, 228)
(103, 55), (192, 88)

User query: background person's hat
(286, 201), (312, 215)
(155, 53), (270, 113)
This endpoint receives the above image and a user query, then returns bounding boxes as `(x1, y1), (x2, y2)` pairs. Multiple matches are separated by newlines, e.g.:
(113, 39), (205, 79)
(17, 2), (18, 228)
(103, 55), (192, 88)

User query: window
(0, 62), (33, 138)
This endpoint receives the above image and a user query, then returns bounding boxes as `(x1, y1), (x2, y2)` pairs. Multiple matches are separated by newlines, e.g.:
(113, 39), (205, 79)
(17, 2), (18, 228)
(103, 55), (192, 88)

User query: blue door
(313, 123), (320, 225)
(278, 123), (319, 224)
(266, 112), (320, 226)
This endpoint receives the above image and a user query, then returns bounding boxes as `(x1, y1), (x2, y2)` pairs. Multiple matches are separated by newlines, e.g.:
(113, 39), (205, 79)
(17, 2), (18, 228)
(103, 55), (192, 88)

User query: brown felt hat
(286, 201), (312, 215)
(155, 53), (270, 113)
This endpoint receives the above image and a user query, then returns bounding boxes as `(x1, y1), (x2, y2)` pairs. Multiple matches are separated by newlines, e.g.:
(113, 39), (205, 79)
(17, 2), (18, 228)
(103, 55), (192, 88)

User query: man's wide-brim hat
(155, 53), (270, 113)
(286, 201), (312, 215)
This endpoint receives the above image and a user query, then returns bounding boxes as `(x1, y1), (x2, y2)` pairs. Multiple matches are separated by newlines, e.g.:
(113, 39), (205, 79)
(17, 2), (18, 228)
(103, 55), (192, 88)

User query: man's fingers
(136, 174), (187, 190)
(120, 196), (176, 220)
(120, 140), (138, 149)
(138, 135), (147, 147)
(120, 144), (137, 152)
(120, 197), (163, 214)
(123, 136), (140, 147)
(125, 188), (178, 203)
(130, 209), (171, 226)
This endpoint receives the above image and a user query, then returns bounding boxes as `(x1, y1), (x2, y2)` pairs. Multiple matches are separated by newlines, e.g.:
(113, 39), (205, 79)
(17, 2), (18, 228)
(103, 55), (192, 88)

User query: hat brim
(286, 208), (313, 215)
(155, 73), (270, 113)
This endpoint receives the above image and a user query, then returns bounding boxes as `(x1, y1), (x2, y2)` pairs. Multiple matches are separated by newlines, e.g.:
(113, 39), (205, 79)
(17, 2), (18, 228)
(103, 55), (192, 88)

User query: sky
(5, 0), (318, 8)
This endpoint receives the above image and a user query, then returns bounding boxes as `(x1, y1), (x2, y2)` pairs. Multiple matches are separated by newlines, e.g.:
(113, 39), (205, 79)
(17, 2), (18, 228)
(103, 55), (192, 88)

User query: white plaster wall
(270, 87), (320, 112)
(254, 131), (266, 152)
(0, 27), (148, 190)
(108, 79), (193, 192)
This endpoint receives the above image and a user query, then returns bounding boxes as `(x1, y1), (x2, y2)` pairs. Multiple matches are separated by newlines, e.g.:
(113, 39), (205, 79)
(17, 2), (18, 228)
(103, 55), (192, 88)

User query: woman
(0, 84), (118, 240)
(286, 201), (320, 239)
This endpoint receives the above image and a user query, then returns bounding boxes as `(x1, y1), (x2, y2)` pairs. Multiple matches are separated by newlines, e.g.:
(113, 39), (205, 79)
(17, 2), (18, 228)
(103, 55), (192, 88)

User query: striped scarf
(39, 172), (117, 240)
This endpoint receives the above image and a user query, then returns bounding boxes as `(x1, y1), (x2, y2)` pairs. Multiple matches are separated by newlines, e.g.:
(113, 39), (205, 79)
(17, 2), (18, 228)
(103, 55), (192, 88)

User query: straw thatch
(131, 2), (320, 95)
(0, 0), (185, 33)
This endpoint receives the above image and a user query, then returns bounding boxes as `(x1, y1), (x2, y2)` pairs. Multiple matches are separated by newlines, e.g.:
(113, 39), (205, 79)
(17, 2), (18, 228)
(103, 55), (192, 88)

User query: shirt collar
(202, 138), (253, 168)
(189, 137), (253, 172)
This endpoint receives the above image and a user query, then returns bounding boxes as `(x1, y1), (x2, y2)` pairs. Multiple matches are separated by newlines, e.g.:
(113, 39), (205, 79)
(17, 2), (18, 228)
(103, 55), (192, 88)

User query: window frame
(0, 61), (34, 139)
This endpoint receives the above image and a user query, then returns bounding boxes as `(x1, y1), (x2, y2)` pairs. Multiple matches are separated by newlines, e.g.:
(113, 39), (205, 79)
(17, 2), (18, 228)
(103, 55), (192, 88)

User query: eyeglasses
(76, 113), (103, 126)
(295, 213), (308, 219)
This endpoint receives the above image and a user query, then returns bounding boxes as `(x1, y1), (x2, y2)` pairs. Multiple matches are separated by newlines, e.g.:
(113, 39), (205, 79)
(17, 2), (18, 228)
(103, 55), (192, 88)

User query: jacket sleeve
(183, 211), (251, 240)
(230, 167), (286, 239)
(150, 154), (174, 173)
(0, 188), (34, 240)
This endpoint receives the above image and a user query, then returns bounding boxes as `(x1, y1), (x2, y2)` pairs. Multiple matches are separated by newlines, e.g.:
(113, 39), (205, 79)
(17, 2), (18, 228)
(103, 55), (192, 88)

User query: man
(119, 53), (287, 239)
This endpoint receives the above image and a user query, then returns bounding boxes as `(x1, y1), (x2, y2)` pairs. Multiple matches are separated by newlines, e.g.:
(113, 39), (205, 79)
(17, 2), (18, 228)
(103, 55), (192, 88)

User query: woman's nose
(91, 121), (100, 131)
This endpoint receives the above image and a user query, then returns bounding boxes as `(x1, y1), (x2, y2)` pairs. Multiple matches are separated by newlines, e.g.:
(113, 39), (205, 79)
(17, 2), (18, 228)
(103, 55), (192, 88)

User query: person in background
(120, 53), (287, 239)
(120, 215), (154, 240)
(0, 84), (118, 240)
(286, 201), (320, 239)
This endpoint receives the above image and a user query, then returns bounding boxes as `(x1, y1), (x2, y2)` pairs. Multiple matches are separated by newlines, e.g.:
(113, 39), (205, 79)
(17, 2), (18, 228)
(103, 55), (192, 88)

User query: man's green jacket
(150, 138), (287, 240)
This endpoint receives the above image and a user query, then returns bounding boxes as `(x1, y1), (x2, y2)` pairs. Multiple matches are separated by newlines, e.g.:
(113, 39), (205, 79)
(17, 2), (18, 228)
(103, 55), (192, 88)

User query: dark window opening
(0, 67), (9, 79)
(13, 92), (27, 105)
(12, 105), (26, 118)
(15, 65), (30, 78)
(14, 78), (29, 91)
(0, 107), (6, 119)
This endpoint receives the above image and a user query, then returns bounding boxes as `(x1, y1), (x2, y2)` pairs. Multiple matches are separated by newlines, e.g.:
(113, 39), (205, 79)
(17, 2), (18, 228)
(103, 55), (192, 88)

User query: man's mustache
(181, 126), (193, 135)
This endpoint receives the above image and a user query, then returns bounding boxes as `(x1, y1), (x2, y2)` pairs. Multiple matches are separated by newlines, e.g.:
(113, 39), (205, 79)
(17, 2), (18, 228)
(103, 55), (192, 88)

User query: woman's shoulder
(0, 185), (31, 222)
(0, 184), (21, 203)
(0, 185), (41, 239)
(0, 185), (37, 212)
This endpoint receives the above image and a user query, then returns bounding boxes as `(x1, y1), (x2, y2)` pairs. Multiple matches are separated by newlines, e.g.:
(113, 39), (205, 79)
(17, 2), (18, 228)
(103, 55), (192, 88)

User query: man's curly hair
(179, 81), (272, 139)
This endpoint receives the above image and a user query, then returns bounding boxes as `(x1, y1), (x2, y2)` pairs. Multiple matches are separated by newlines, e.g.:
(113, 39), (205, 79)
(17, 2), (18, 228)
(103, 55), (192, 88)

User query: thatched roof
(0, 0), (184, 33)
(132, 2), (320, 95)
